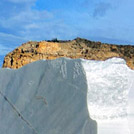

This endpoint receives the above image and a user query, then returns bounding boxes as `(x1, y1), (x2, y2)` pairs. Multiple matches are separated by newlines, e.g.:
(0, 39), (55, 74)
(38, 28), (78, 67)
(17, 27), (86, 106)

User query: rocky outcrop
(2, 38), (134, 69)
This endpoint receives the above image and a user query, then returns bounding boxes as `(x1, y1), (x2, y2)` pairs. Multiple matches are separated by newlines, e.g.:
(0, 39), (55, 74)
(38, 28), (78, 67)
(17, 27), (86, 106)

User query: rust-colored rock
(2, 38), (134, 69)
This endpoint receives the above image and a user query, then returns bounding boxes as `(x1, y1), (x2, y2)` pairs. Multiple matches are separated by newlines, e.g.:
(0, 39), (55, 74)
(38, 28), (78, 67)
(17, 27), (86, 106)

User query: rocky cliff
(2, 38), (134, 69)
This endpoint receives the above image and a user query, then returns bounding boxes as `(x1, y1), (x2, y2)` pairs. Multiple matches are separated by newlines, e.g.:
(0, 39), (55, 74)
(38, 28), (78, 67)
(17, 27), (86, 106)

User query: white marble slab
(82, 58), (134, 134)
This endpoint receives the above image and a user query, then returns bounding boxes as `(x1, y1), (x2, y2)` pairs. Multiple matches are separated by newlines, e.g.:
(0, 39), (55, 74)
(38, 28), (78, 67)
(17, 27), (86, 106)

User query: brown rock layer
(2, 38), (134, 69)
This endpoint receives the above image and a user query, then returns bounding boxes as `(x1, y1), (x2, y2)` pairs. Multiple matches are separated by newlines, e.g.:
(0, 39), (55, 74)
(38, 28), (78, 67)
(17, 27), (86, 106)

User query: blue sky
(0, 0), (134, 66)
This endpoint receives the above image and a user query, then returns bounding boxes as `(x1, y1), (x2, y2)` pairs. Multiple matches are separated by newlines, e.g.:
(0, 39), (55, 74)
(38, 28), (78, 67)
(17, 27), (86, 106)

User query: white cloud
(0, 0), (76, 41)
(0, 1), (56, 41)
(0, 44), (13, 55)
(0, 32), (28, 54)
(0, 9), (53, 29)
(0, 32), (27, 45)
(0, 32), (26, 40)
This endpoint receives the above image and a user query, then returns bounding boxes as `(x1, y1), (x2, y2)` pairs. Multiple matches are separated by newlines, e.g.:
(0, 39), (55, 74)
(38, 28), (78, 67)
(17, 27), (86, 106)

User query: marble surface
(0, 57), (134, 134)
(82, 58), (134, 134)
(0, 58), (97, 134)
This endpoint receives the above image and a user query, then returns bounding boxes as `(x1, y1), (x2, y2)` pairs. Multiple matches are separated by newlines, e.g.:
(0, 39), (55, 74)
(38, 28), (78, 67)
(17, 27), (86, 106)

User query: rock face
(0, 58), (97, 134)
(2, 38), (134, 69)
